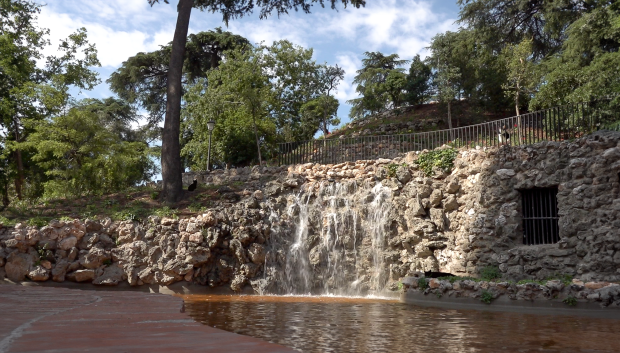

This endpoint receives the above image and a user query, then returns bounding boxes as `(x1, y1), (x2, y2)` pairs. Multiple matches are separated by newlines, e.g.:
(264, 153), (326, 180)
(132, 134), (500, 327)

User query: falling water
(264, 179), (393, 296)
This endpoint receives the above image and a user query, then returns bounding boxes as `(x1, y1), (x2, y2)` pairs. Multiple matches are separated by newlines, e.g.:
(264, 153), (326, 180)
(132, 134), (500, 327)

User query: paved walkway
(0, 284), (295, 353)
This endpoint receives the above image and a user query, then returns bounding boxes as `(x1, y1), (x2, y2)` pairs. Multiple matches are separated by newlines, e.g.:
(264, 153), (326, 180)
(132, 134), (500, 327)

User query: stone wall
(1, 131), (619, 293)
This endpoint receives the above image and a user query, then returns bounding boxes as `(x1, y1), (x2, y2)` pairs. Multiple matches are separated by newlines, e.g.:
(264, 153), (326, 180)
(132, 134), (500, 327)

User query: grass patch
(152, 206), (179, 219)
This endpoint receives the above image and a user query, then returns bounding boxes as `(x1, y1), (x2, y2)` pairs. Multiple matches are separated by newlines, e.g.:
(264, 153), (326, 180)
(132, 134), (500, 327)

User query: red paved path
(0, 284), (296, 353)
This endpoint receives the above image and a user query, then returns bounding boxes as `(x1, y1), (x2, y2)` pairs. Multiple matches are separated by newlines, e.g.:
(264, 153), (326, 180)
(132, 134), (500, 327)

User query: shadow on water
(182, 294), (620, 353)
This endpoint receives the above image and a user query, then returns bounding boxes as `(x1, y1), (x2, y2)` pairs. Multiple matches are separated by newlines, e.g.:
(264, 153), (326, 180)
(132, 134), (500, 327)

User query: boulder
(138, 267), (155, 284)
(495, 169), (516, 179)
(429, 189), (443, 207)
(185, 247), (210, 266)
(443, 195), (459, 212)
(93, 265), (124, 286)
(59, 236), (78, 251)
(429, 209), (446, 231)
(396, 166), (411, 184)
(248, 243), (266, 265)
(406, 196), (426, 217)
(27, 266), (49, 281)
(5, 252), (33, 282)
(446, 179), (460, 194)
(79, 247), (110, 269)
(70, 269), (95, 282)
(52, 260), (69, 282)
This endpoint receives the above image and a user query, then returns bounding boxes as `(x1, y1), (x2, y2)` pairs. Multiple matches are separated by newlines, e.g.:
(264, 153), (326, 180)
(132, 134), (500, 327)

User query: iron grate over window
(520, 187), (560, 245)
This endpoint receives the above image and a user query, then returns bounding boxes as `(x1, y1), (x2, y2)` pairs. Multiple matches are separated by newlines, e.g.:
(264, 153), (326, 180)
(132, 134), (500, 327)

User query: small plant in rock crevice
(415, 148), (457, 177)
(480, 290), (494, 304)
(563, 296), (577, 306)
(480, 265), (502, 282)
(384, 163), (407, 179)
(418, 277), (429, 291)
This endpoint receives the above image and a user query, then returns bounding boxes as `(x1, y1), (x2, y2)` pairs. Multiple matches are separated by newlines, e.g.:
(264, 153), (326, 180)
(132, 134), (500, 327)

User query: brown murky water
(182, 295), (620, 353)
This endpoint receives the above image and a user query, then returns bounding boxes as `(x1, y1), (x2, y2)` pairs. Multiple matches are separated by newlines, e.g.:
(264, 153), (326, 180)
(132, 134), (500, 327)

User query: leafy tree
(299, 95), (340, 137)
(404, 55), (432, 106)
(348, 51), (409, 118)
(72, 98), (159, 144)
(0, 0), (100, 202)
(306, 63), (344, 137)
(502, 38), (537, 115)
(147, 0), (365, 203)
(262, 40), (323, 141)
(108, 28), (250, 126)
(182, 39), (339, 167)
(428, 33), (462, 130)
(457, 0), (589, 58)
(183, 85), (276, 169)
(183, 47), (276, 168)
(531, 3), (620, 109)
(24, 105), (157, 198)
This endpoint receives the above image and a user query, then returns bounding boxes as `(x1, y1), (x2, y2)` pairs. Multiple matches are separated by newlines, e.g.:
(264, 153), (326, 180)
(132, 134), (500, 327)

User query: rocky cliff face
(1, 131), (619, 292)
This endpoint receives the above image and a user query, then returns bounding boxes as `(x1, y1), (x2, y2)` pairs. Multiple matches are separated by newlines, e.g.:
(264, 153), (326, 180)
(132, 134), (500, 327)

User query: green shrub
(480, 265), (502, 281)
(153, 206), (178, 219)
(416, 148), (457, 176)
(385, 163), (398, 178)
(188, 202), (203, 212)
(27, 217), (49, 227)
(0, 216), (17, 227)
(150, 191), (159, 200)
(418, 277), (429, 290)
(563, 296), (577, 306)
(113, 210), (139, 222)
(480, 290), (494, 304)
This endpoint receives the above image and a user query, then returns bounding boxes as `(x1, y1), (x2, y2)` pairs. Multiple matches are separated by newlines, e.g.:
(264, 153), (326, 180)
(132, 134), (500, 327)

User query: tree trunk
(161, 0), (192, 203)
(515, 83), (520, 116)
(322, 95), (329, 136)
(447, 100), (454, 141)
(516, 85), (522, 145)
(13, 121), (23, 200)
(252, 113), (262, 165)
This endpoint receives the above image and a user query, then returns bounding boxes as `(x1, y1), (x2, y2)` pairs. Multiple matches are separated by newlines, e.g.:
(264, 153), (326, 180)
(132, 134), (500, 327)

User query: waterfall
(264, 179), (393, 296)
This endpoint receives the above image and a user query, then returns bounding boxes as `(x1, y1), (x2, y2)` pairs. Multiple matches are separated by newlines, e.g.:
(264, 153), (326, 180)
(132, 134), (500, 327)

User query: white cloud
(38, 1), (176, 68)
(37, 0), (458, 119)
(317, 0), (456, 58)
(333, 53), (361, 102)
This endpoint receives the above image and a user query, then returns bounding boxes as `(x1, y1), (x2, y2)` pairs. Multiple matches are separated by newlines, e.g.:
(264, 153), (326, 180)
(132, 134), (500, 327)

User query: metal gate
(521, 188), (560, 245)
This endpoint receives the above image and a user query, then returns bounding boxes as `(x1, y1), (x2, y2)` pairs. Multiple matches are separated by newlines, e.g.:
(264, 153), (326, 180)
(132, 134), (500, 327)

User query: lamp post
(207, 120), (215, 171)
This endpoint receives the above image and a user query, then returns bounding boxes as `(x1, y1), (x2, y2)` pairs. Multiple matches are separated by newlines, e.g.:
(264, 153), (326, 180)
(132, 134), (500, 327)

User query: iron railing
(277, 99), (620, 166)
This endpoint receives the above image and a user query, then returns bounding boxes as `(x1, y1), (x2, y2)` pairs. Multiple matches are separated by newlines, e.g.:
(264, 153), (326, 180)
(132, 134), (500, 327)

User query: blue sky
(39, 0), (460, 126)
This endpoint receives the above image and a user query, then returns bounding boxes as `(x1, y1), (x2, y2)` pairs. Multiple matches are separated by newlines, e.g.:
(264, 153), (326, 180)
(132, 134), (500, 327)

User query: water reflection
(183, 295), (620, 353)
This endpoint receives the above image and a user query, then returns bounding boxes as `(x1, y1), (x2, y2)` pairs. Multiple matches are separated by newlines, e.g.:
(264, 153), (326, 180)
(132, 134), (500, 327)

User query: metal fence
(277, 99), (620, 166)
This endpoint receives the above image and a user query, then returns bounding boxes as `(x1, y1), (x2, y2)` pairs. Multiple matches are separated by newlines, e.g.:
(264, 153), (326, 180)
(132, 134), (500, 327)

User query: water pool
(182, 294), (620, 353)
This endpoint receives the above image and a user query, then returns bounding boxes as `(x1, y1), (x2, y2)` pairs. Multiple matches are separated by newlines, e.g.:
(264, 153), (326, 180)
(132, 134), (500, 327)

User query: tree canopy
(182, 40), (342, 168)
(108, 28), (250, 127)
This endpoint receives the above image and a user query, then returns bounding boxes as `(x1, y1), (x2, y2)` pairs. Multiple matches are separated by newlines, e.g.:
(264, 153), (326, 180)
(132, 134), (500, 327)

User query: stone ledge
(401, 290), (620, 319)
